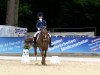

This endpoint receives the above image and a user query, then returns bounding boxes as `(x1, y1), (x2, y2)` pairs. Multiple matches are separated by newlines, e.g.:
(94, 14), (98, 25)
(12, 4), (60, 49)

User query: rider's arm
(36, 20), (40, 30)
(43, 20), (47, 28)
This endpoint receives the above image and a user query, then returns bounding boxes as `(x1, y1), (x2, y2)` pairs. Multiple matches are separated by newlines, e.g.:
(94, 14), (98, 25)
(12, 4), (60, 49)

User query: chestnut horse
(33, 27), (50, 65)
(24, 27), (50, 65)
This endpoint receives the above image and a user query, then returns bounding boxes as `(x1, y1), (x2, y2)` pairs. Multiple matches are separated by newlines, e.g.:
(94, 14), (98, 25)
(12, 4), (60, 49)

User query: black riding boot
(49, 38), (54, 47)
(34, 37), (37, 45)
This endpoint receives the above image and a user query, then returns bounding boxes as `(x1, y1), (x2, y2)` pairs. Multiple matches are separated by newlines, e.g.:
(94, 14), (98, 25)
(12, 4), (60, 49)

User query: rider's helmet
(37, 12), (43, 17)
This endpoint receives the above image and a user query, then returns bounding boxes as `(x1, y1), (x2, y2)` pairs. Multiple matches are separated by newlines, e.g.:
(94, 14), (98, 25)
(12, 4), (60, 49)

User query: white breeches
(34, 31), (51, 37)
(34, 31), (40, 37)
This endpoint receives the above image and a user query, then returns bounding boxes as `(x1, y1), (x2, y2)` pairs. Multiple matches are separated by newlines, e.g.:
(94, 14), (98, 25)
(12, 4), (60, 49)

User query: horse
(33, 27), (50, 65)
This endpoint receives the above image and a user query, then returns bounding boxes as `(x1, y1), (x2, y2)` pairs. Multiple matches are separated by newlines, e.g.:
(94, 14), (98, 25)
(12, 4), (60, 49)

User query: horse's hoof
(41, 62), (47, 66)
(44, 64), (47, 66)
(42, 64), (46, 66)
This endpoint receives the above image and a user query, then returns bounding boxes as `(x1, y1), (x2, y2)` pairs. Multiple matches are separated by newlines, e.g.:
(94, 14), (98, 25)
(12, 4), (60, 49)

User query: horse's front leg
(41, 50), (45, 65)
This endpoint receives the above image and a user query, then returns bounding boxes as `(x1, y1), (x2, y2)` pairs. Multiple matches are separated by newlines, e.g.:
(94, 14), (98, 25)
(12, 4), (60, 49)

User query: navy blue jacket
(36, 20), (47, 29)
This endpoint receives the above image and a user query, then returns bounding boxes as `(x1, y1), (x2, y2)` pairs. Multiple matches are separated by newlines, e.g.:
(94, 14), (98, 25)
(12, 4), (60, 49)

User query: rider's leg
(34, 31), (40, 44)
(48, 33), (54, 47)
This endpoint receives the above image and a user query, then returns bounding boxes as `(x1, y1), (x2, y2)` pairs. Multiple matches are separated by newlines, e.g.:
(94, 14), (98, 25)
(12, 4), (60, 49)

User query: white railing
(29, 27), (96, 37)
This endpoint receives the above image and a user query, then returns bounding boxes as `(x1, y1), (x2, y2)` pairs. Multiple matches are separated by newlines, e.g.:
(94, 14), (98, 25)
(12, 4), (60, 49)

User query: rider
(33, 12), (54, 47)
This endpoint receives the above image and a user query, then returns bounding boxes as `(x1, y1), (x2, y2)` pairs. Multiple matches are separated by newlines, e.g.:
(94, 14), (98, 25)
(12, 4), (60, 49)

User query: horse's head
(40, 26), (48, 40)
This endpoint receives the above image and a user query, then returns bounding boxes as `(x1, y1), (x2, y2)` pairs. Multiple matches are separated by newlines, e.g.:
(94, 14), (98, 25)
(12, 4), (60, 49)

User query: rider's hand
(44, 26), (46, 29)
(38, 28), (40, 30)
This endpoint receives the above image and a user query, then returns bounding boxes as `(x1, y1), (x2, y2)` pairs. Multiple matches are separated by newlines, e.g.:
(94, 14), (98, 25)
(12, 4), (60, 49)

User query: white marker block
(21, 49), (30, 63)
(50, 56), (60, 64)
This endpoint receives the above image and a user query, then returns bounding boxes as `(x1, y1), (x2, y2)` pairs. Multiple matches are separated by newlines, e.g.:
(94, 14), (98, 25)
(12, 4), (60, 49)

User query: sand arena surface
(0, 60), (100, 75)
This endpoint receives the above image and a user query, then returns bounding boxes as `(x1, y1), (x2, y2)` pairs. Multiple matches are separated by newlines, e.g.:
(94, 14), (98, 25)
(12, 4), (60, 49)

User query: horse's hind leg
(34, 47), (38, 64)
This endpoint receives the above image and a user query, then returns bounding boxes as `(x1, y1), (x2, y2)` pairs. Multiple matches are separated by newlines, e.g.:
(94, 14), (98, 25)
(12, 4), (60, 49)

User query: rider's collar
(39, 19), (42, 22)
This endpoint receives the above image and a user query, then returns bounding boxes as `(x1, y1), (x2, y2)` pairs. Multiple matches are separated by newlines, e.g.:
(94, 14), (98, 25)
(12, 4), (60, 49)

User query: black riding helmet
(37, 12), (43, 17)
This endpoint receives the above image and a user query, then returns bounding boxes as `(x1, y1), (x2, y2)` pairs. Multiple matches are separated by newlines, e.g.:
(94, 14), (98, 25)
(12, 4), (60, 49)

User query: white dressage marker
(21, 49), (30, 63)
(50, 56), (60, 64)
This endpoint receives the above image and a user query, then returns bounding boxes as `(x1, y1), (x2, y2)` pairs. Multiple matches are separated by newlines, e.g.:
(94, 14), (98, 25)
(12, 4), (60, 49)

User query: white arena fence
(28, 27), (96, 37)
